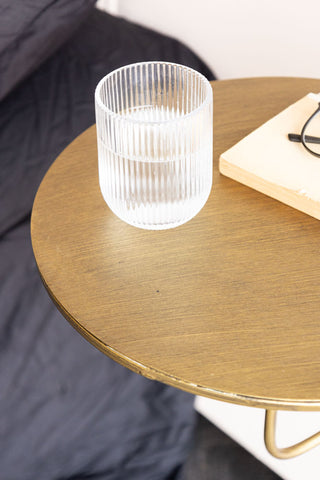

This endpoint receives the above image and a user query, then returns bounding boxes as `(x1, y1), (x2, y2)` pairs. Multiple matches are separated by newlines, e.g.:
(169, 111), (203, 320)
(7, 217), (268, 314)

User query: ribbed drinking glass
(95, 61), (213, 230)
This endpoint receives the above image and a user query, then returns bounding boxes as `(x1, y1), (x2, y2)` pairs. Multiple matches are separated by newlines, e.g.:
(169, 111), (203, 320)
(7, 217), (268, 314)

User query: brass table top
(32, 77), (320, 411)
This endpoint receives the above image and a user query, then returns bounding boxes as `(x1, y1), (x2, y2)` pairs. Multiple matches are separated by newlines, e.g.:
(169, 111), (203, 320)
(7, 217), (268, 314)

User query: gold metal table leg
(264, 410), (320, 459)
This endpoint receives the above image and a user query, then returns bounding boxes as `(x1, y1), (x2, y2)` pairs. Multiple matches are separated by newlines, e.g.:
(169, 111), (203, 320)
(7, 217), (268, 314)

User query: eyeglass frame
(288, 102), (320, 158)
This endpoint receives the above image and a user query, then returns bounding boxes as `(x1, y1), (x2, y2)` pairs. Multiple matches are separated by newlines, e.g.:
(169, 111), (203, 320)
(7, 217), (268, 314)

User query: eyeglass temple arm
(288, 101), (320, 145)
(288, 133), (320, 144)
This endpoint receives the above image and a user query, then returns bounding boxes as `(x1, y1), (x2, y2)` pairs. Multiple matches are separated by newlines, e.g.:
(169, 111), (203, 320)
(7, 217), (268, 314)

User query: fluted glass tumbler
(95, 62), (213, 230)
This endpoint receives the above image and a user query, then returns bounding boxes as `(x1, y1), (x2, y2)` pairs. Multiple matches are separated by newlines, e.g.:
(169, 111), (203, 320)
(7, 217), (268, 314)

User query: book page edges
(219, 156), (320, 221)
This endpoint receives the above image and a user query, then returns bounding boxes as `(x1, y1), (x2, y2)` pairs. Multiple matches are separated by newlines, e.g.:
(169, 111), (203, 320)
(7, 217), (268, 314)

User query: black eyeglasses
(288, 101), (320, 158)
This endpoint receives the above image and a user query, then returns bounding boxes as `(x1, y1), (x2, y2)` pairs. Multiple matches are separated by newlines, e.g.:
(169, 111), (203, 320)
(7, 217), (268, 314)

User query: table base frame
(264, 410), (320, 459)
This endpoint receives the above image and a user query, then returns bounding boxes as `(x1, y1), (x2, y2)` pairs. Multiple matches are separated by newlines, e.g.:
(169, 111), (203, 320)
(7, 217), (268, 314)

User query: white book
(219, 93), (320, 220)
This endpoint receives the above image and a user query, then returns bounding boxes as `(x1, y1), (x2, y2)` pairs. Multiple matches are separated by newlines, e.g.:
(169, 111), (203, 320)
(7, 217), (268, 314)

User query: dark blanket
(0, 7), (215, 480)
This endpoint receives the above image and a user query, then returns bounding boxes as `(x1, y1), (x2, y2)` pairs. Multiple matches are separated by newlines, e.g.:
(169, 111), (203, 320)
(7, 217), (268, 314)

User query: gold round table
(31, 77), (320, 458)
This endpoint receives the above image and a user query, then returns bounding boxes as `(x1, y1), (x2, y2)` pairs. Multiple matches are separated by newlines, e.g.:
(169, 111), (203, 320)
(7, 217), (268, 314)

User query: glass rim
(95, 61), (212, 125)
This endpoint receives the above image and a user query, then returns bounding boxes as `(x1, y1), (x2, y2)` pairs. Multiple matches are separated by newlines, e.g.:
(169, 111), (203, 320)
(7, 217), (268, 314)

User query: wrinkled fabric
(0, 8), (215, 480)
(0, 0), (96, 101)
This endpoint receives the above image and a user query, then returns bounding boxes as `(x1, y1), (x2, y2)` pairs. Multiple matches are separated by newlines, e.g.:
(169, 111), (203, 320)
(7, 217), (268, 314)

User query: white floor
(195, 396), (320, 480)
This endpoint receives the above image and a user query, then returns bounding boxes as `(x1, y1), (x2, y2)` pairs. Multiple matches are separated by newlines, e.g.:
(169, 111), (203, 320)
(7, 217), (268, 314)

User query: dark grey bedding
(0, 5), (215, 480)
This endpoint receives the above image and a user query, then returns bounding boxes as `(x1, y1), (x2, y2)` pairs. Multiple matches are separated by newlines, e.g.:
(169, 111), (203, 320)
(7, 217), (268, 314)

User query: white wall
(98, 0), (320, 80)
